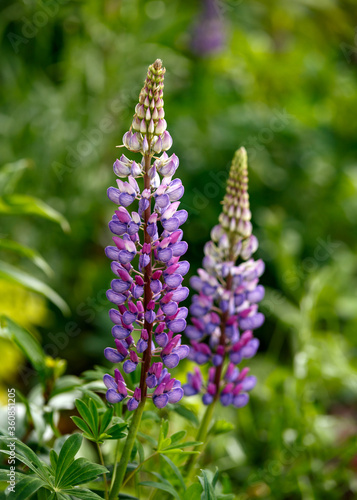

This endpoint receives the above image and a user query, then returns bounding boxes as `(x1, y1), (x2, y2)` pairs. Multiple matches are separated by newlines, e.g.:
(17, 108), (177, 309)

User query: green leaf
(105, 423), (127, 439)
(55, 434), (83, 486)
(0, 469), (27, 482)
(208, 420), (234, 437)
(7, 476), (46, 500)
(164, 441), (203, 451)
(170, 430), (187, 445)
(172, 404), (199, 427)
(0, 194), (70, 233)
(99, 406), (114, 434)
(59, 458), (107, 488)
(61, 488), (104, 500)
(50, 450), (58, 472)
(139, 481), (180, 500)
(0, 315), (46, 374)
(0, 159), (31, 194)
(183, 484), (203, 500)
(118, 495), (140, 500)
(75, 400), (95, 435)
(88, 399), (99, 436)
(198, 470), (216, 500)
(0, 437), (50, 481)
(0, 262), (70, 315)
(160, 453), (186, 491)
(71, 416), (92, 436)
(0, 239), (53, 276)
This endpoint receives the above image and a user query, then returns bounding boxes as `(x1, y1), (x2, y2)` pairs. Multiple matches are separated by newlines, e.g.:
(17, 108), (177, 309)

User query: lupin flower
(191, 0), (225, 56)
(103, 59), (189, 410)
(183, 147), (264, 409)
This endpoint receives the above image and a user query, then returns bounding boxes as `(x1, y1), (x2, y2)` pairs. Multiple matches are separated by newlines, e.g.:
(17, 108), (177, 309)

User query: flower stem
(184, 400), (217, 482)
(122, 451), (158, 488)
(96, 442), (109, 500)
(109, 399), (146, 499)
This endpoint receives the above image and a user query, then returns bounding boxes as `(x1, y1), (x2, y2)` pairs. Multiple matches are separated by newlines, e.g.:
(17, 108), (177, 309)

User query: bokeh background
(1, 0), (357, 498)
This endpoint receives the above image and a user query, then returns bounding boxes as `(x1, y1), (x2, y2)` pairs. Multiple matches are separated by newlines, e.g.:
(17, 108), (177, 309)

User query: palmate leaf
(55, 434), (83, 486)
(0, 437), (50, 482)
(0, 261), (70, 315)
(61, 488), (105, 500)
(5, 476), (47, 500)
(0, 315), (46, 375)
(59, 458), (107, 488)
(0, 194), (70, 233)
(0, 239), (53, 276)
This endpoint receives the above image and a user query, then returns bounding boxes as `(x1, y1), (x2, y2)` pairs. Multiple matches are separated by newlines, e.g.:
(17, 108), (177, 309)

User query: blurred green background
(1, 0), (357, 498)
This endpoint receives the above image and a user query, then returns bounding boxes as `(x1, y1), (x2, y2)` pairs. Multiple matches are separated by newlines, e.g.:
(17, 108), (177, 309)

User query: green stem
(97, 442), (109, 500)
(122, 452), (158, 488)
(184, 400), (217, 482)
(109, 400), (146, 500)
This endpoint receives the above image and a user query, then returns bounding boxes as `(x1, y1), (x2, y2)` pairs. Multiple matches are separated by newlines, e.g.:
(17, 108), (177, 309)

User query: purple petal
(109, 308), (122, 323)
(111, 279), (131, 293)
(105, 246), (120, 260)
(106, 389), (124, 404)
(127, 397), (139, 411)
(233, 393), (249, 408)
(176, 260), (190, 276)
(119, 192), (135, 207)
(157, 247), (173, 263)
(162, 217), (180, 232)
(146, 374), (158, 388)
(241, 338), (260, 358)
(123, 360), (137, 374)
(167, 318), (187, 333)
(162, 353), (180, 368)
(107, 187), (121, 204)
(164, 274), (183, 288)
(112, 325), (131, 340)
(202, 393), (214, 405)
(103, 374), (117, 390)
(162, 301), (178, 316)
(171, 287), (189, 302)
(109, 220), (127, 235)
(175, 210), (188, 225)
(136, 338), (148, 353)
(104, 347), (124, 363)
(172, 241), (188, 257)
(153, 393), (169, 408)
(106, 290), (127, 305)
(185, 326), (203, 340)
(118, 250), (136, 265)
(155, 332), (168, 347)
(173, 345), (190, 360)
(167, 387), (184, 403)
(220, 393), (233, 407)
(242, 375), (257, 391)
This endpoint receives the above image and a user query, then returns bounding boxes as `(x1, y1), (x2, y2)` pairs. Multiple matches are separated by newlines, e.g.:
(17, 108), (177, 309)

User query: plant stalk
(184, 399), (217, 482)
(109, 399), (146, 499)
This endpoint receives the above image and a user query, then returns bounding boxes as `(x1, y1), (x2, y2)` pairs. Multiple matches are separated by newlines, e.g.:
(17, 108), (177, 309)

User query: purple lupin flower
(183, 147), (264, 409)
(191, 0), (226, 57)
(103, 60), (189, 410)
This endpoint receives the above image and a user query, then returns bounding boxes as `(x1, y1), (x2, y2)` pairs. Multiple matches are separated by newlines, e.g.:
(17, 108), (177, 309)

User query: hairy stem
(109, 400), (146, 499)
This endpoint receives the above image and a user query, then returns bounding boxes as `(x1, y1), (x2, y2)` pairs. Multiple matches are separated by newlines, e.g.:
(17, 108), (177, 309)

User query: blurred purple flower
(184, 148), (264, 408)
